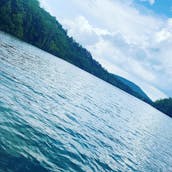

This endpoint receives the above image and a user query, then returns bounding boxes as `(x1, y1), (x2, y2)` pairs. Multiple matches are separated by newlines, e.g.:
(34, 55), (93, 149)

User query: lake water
(0, 32), (172, 172)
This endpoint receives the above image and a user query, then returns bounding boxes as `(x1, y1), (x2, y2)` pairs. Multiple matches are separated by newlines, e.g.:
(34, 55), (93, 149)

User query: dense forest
(0, 0), (152, 104)
(154, 98), (172, 117)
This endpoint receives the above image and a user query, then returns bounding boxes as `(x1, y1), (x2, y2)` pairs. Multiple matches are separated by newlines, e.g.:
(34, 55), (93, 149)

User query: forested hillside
(0, 0), (152, 104)
(154, 98), (172, 117)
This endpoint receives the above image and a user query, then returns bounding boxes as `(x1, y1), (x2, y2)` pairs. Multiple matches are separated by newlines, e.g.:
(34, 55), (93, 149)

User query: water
(0, 32), (172, 172)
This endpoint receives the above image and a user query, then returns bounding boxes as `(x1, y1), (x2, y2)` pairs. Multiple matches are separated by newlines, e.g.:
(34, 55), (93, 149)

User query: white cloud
(63, 16), (110, 45)
(155, 18), (172, 42)
(40, 0), (171, 100)
(140, 0), (155, 5)
(149, 0), (155, 5)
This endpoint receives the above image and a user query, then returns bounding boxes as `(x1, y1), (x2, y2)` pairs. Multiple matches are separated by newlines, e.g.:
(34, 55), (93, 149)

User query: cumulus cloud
(63, 16), (110, 45)
(155, 18), (172, 42)
(40, 0), (171, 100)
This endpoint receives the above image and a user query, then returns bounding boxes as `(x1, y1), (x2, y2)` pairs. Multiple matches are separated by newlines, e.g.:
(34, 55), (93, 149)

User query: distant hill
(0, 0), (152, 104)
(113, 75), (151, 102)
(154, 98), (172, 117)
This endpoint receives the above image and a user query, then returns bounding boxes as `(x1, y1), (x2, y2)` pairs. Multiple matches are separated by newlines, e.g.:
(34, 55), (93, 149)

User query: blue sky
(135, 0), (172, 17)
(40, 0), (172, 101)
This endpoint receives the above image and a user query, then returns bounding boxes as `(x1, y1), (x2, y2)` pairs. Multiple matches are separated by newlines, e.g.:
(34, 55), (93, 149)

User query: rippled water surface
(0, 32), (172, 172)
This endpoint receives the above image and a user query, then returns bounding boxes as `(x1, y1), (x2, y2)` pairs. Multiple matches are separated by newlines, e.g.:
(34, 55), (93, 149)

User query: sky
(39, 0), (172, 101)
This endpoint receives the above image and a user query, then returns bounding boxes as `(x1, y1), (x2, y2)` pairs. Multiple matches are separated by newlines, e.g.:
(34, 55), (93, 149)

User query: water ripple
(1, 32), (172, 172)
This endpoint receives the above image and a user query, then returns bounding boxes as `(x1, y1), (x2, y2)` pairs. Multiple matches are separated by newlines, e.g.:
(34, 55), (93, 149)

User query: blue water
(0, 32), (172, 172)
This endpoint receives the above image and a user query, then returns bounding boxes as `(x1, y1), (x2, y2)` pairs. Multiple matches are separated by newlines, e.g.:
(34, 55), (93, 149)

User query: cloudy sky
(40, 0), (172, 101)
